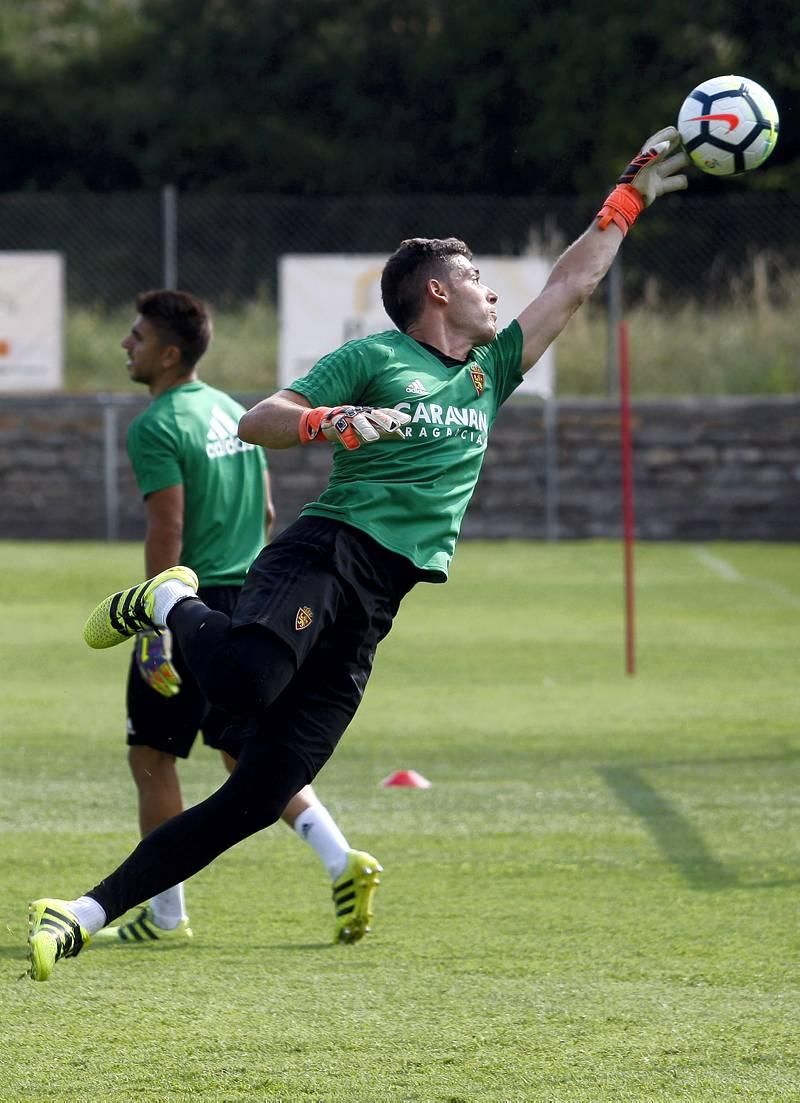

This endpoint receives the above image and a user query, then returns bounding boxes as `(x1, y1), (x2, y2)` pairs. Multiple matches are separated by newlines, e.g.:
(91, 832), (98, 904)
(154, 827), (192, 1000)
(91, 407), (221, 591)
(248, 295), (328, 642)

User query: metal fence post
(103, 399), (119, 541)
(162, 184), (178, 289)
(543, 397), (559, 541)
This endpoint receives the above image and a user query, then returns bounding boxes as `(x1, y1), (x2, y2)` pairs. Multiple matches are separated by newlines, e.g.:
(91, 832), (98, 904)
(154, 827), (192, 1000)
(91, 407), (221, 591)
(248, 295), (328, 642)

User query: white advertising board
(0, 252), (64, 391)
(279, 254), (553, 397)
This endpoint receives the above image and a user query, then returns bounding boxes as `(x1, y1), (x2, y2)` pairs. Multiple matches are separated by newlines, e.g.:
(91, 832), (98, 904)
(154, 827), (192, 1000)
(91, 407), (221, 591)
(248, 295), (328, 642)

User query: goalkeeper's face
(443, 256), (498, 345)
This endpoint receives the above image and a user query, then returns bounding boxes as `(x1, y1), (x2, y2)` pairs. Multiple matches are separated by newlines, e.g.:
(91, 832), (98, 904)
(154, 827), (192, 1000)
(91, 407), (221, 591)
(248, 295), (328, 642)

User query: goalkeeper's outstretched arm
(516, 126), (688, 373)
(516, 222), (624, 373)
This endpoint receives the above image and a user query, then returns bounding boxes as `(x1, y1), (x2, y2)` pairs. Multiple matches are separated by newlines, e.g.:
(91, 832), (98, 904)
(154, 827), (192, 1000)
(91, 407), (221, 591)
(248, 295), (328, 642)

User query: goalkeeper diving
(28, 128), (688, 980)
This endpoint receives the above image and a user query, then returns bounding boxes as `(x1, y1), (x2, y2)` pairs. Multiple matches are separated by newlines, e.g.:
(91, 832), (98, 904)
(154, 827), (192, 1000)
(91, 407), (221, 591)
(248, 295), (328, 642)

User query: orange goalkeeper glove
(597, 126), (688, 235)
(298, 405), (411, 450)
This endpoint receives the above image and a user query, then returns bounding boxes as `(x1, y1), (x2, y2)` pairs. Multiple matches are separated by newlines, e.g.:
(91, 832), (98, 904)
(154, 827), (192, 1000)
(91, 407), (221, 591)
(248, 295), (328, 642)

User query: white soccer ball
(677, 75), (779, 176)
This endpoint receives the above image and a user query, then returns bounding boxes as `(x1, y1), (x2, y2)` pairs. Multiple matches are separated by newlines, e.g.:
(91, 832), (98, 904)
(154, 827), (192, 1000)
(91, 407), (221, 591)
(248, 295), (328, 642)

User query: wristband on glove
(298, 404), (410, 451)
(298, 406), (334, 445)
(596, 183), (646, 234)
(597, 135), (679, 234)
(298, 405), (363, 450)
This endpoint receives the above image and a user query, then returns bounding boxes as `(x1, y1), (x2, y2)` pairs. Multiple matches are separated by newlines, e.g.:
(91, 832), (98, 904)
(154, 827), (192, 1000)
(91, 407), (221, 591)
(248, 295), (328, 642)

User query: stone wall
(2, 393), (799, 542)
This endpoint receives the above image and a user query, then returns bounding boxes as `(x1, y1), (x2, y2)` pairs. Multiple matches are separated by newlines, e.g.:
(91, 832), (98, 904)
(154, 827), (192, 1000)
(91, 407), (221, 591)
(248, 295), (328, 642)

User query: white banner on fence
(0, 252), (64, 391)
(279, 254), (554, 397)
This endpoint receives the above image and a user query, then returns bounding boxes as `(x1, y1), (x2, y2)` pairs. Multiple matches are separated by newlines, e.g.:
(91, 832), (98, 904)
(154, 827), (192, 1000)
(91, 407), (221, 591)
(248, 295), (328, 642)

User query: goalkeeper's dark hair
(381, 237), (472, 332)
(136, 289), (212, 368)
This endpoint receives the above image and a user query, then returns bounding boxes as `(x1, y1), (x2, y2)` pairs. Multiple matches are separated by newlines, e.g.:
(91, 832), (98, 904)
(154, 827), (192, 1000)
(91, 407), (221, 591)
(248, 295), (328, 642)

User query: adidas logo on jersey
(206, 405), (255, 459)
(405, 379), (429, 396)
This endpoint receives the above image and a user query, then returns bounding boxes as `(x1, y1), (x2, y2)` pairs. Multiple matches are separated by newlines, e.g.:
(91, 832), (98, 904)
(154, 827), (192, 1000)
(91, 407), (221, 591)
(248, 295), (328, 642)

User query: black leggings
(168, 598), (297, 718)
(87, 599), (307, 921)
(87, 510), (415, 923)
(88, 733), (312, 920)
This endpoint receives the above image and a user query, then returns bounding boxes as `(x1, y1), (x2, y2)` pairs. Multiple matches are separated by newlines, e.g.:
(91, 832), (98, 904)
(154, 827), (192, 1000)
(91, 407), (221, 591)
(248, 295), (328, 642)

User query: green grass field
(1, 540), (798, 1102)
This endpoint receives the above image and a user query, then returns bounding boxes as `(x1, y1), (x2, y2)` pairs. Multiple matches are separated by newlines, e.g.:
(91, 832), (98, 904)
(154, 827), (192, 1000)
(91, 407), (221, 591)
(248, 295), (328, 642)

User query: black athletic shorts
(126, 584), (241, 758)
(219, 516), (420, 771)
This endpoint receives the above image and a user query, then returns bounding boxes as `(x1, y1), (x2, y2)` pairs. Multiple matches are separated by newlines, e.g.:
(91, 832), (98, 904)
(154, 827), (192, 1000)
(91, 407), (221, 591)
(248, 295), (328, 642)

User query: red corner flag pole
(618, 320), (636, 676)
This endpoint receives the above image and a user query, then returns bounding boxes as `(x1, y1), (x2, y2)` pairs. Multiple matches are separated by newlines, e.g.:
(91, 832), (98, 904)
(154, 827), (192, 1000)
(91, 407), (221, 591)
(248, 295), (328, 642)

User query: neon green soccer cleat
(83, 566), (198, 649)
(28, 899), (90, 982)
(332, 850), (383, 944)
(91, 906), (193, 946)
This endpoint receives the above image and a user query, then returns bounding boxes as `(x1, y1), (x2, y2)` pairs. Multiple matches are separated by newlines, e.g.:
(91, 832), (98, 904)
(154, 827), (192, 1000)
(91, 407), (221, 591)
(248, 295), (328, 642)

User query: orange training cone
(380, 769), (432, 789)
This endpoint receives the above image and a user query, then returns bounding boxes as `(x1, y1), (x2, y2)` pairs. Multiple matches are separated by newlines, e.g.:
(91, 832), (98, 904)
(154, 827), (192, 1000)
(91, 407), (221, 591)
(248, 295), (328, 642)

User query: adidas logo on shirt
(405, 379), (429, 396)
(206, 404), (255, 459)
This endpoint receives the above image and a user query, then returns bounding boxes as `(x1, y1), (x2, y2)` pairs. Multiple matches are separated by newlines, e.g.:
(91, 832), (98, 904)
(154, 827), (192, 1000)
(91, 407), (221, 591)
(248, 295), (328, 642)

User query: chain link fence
(1, 190), (798, 303)
(2, 189), (799, 541)
(0, 189), (799, 394)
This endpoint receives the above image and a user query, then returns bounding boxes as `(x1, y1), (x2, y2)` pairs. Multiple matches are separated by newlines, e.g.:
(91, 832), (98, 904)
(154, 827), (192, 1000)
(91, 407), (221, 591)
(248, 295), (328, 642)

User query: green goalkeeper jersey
(126, 380), (267, 586)
(288, 321), (524, 580)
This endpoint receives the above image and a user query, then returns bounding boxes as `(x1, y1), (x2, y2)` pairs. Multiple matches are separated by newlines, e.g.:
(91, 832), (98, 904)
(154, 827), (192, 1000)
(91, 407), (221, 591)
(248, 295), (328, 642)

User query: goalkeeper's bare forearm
(239, 389), (312, 449)
(239, 390), (411, 451)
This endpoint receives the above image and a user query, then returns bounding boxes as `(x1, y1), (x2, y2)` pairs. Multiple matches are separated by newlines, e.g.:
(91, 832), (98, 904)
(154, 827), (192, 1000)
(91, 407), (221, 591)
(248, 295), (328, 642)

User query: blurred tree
(1, 0), (797, 194)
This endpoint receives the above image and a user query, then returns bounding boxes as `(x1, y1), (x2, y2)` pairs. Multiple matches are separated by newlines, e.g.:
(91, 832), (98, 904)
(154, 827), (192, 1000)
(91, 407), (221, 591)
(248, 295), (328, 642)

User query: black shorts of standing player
(126, 585), (240, 758)
(173, 515), (421, 780)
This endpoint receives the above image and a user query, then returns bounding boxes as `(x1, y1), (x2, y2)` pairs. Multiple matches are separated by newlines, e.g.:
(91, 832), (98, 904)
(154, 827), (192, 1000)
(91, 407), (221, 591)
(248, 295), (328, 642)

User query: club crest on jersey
(295, 606), (313, 631)
(468, 363), (485, 397)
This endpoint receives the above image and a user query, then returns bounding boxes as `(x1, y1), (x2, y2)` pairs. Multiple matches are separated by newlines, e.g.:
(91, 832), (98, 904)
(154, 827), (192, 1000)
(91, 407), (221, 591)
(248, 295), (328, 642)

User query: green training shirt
(127, 380), (267, 587)
(288, 321), (524, 580)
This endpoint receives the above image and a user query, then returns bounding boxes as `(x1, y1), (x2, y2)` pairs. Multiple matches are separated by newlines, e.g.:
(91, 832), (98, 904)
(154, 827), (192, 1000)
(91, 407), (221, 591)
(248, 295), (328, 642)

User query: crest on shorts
(295, 606), (313, 631)
(468, 363), (485, 397)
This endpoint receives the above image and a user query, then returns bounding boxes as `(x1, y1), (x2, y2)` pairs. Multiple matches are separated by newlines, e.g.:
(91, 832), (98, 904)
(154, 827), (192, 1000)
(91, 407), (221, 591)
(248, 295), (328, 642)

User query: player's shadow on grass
(595, 763), (800, 892)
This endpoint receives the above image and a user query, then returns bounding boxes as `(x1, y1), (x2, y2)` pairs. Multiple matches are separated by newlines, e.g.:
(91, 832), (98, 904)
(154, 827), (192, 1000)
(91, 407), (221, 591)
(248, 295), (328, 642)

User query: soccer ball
(677, 75), (779, 176)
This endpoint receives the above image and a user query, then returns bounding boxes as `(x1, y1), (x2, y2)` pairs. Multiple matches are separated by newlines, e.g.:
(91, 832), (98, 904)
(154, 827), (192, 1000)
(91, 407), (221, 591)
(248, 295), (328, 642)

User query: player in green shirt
(87, 289), (383, 950)
(27, 129), (689, 979)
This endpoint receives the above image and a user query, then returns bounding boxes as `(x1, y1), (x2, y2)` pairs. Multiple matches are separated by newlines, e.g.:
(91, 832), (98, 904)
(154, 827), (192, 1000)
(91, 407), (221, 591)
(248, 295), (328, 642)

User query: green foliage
(66, 303), (135, 392)
(1, 539), (799, 1100)
(557, 261), (800, 396)
(64, 279), (800, 397)
(66, 295), (279, 394)
(0, 0), (144, 72)
(0, 0), (797, 194)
